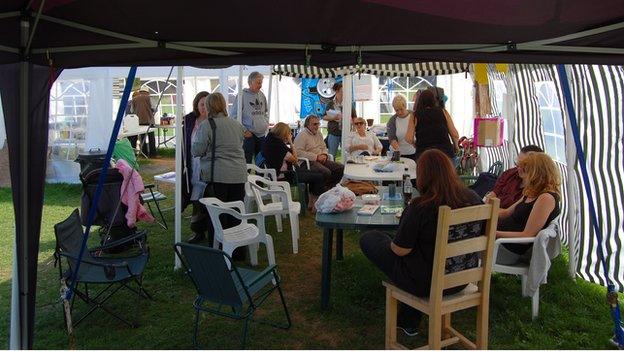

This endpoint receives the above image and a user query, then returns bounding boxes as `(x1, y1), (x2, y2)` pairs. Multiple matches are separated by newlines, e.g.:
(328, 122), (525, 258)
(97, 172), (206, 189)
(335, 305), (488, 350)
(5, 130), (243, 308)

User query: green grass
(0, 156), (622, 349)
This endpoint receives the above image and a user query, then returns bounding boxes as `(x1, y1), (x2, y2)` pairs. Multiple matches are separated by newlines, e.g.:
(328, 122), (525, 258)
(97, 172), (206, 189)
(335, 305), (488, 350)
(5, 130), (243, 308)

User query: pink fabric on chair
(115, 159), (154, 227)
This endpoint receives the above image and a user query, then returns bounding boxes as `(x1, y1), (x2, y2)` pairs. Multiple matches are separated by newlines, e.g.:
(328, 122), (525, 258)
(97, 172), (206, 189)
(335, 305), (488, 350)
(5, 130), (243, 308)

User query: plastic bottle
(403, 167), (412, 206)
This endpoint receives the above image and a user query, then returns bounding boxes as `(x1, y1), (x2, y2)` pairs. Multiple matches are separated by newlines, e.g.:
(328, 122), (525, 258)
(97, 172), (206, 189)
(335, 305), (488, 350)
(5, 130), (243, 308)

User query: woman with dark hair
(182, 91), (209, 212)
(411, 89), (459, 161)
(359, 149), (483, 336)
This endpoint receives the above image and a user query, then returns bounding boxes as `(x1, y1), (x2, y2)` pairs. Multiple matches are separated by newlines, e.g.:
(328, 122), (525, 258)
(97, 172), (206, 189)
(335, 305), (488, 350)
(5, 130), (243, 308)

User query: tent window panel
(378, 76), (434, 122)
(535, 81), (566, 165)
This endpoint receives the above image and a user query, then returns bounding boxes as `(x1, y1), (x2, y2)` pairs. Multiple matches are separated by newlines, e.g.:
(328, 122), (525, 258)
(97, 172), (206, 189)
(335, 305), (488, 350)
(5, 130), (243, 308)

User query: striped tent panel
(478, 64), (513, 172)
(509, 64), (573, 246)
(271, 62), (468, 78)
(566, 65), (624, 290)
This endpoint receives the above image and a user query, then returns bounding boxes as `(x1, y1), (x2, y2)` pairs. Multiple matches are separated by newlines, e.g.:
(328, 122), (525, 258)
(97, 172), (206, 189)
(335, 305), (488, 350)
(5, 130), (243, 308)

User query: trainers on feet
(397, 326), (419, 337)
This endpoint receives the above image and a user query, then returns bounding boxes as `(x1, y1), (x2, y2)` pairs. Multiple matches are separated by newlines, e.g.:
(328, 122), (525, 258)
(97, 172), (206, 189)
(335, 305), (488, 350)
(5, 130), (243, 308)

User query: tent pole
(560, 65), (580, 279)
(236, 66), (244, 123)
(276, 77), (281, 123)
(267, 73), (273, 123)
(16, 14), (30, 349)
(342, 74), (353, 158)
(219, 69), (228, 97)
(9, 234), (19, 349)
(174, 66), (184, 270)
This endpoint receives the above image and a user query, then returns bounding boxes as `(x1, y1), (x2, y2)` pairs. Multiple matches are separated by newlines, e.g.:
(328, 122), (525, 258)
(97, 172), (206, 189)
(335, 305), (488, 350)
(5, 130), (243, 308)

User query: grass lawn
(0, 152), (622, 349)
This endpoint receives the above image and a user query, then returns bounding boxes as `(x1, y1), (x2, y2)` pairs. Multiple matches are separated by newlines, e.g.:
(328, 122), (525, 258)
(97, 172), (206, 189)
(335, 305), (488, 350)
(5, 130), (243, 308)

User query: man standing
(485, 144), (544, 208)
(130, 89), (157, 157)
(294, 115), (344, 189)
(230, 71), (269, 163)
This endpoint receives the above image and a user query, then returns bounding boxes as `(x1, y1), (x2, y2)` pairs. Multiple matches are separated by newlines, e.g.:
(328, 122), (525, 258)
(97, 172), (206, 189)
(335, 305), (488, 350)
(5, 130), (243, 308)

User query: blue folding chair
(174, 242), (291, 349)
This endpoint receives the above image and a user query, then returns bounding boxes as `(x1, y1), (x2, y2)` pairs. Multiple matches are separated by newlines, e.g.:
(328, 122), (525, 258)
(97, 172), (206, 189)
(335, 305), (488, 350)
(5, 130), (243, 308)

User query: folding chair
(174, 242), (291, 349)
(54, 209), (151, 329)
(141, 183), (168, 229)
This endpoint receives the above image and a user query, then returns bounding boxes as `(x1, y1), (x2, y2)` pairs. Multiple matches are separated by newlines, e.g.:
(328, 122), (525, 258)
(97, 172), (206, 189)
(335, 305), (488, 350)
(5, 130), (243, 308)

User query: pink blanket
(115, 159), (154, 227)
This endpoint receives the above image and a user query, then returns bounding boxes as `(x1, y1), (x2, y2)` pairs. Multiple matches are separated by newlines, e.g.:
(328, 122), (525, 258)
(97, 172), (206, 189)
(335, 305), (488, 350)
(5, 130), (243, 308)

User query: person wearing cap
(345, 117), (383, 159)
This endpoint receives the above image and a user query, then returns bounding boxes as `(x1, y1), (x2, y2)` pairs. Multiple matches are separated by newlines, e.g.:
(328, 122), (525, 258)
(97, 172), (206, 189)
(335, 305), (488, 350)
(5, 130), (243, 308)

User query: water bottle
(387, 148), (393, 161)
(403, 167), (412, 206)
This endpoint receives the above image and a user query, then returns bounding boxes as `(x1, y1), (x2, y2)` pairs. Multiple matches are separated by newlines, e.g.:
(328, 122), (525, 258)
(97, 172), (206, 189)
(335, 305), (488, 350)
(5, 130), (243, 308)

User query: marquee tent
(1, 0), (624, 349)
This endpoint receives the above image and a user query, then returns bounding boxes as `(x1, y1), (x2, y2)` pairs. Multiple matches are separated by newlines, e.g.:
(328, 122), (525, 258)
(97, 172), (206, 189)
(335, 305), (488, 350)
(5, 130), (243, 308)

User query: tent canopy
(1, 0), (624, 68)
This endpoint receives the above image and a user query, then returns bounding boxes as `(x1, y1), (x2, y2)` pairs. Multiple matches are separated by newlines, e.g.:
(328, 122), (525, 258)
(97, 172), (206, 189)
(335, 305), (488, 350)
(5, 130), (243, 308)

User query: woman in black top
(360, 149), (483, 335)
(262, 122), (325, 212)
(412, 89), (459, 160)
(497, 152), (561, 256)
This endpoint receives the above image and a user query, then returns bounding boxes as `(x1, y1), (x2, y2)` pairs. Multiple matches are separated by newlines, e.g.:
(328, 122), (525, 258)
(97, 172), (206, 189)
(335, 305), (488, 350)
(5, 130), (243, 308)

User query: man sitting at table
(293, 115), (344, 189)
(485, 144), (543, 208)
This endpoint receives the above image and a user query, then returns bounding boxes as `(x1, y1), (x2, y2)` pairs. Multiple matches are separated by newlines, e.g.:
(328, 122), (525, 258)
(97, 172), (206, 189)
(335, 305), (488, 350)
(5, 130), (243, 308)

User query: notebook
(357, 204), (380, 216)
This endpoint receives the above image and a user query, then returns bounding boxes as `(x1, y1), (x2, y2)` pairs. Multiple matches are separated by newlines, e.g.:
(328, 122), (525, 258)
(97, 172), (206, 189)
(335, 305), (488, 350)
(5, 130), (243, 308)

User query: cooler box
(473, 116), (504, 147)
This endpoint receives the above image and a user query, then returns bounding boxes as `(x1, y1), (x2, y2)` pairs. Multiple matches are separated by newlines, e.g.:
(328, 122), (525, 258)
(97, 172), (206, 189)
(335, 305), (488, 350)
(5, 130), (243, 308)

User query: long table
(343, 157), (416, 182)
(315, 187), (417, 309)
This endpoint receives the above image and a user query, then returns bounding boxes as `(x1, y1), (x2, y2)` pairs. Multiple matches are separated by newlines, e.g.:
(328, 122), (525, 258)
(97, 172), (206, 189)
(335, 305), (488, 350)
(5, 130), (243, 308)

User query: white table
(118, 125), (150, 158)
(343, 157), (416, 182)
(154, 171), (176, 185)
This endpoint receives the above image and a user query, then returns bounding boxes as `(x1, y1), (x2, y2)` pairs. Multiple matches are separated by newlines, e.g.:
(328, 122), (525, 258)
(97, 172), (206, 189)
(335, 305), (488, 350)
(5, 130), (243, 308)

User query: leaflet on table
(357, 204), (380, 216)
(380, 205), (404, 214)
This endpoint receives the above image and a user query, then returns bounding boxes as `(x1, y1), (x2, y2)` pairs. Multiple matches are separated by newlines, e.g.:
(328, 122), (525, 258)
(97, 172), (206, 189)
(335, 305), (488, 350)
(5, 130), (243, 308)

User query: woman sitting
(496, 152), (561, 261)
(359, 149), (483, 336)
(262, 122), (325, 212)
(344, 117), (382, 159)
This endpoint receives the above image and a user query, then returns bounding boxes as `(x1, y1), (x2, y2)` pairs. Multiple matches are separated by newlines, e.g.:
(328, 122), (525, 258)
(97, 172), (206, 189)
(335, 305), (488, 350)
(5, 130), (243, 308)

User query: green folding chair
(174, 242), (292, 349)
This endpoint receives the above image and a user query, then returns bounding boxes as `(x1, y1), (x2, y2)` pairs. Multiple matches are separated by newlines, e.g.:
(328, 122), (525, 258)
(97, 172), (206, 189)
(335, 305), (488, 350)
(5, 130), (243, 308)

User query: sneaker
(397, 326), (419, 337)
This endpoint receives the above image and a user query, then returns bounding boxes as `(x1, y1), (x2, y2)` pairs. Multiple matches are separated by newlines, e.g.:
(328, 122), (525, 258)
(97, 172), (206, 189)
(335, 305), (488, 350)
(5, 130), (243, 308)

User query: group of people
(181, 72), (345, 244)
(360, 145), (561, 336)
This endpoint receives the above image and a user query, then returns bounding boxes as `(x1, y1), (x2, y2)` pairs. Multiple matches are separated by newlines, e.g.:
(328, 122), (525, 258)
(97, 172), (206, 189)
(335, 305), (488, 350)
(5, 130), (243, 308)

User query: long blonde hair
(518, 152), (561, 198)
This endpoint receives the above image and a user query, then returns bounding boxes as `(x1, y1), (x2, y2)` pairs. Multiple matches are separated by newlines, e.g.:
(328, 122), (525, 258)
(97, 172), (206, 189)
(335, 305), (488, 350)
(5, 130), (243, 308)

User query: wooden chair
(383, 198), (500, 350)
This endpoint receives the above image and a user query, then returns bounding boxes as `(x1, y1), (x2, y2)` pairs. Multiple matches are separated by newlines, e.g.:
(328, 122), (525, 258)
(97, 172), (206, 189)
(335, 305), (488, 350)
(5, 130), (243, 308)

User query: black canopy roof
(1, 0), (623, 68)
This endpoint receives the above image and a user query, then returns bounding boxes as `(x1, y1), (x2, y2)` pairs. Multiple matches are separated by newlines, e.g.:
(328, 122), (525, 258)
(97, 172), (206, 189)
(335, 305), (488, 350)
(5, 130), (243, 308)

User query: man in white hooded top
(230, 71), (269, 163)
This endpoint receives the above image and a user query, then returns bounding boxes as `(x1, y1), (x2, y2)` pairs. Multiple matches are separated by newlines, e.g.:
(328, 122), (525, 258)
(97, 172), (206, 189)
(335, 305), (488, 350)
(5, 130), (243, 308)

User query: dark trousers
(309, 160), (344, 190)
(243, 134), (265, 164)
(191, 182), (246, 260)
(293, 168), (325, 196)
(360, 231), (423, 329)
(128, 127), (157, 157)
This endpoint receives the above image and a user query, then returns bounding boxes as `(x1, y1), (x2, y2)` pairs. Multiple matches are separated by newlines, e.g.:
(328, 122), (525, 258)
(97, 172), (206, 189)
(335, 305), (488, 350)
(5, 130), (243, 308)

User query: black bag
(468, 172), (499, 198)
(80, 168), (127, 228)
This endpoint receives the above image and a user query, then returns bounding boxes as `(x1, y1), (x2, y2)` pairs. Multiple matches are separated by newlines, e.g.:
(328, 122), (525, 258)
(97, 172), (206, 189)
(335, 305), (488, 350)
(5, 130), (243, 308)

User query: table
(343, 157), (416, 182)
(153, 124), (176, 148)
(118, 125), (150, 158)
(315, 187), (417, 309)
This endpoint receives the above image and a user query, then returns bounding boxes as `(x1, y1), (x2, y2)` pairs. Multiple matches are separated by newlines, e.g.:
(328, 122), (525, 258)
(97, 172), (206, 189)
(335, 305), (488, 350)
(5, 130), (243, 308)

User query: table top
(343, 157), (416, 182)
(315, 187), (418, 230)
(154, 171), (176, 184)
(153, 124), (177, 129)
(118, 125), (150, 138)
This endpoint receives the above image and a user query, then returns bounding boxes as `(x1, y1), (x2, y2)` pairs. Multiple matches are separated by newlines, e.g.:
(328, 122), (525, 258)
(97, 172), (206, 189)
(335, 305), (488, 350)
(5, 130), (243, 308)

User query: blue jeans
(243, 134), (265, 164)
(327, 134), (341, 158)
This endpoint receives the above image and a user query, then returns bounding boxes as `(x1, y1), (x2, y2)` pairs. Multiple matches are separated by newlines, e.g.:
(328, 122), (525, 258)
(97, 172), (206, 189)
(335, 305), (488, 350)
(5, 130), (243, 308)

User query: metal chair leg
(241, 315), (252, 349)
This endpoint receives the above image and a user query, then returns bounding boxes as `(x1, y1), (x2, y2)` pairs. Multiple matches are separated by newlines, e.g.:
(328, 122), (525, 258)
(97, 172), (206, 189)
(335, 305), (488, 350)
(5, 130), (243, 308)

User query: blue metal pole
(64, 66), (137, 300)
(556, 64), (624, 348)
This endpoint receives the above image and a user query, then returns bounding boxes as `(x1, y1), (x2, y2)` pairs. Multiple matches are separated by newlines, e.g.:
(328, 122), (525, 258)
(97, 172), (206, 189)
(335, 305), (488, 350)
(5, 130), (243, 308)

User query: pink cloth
(115, 159), (154, 227)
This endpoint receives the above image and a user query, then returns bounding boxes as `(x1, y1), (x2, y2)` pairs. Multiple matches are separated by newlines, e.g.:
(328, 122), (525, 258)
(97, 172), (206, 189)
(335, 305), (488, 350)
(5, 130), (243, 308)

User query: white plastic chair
(248, 175), (301, 254)
(199, 197), (275, 268)
(492, 219), (560, 319)
(244, 164), (281, 221)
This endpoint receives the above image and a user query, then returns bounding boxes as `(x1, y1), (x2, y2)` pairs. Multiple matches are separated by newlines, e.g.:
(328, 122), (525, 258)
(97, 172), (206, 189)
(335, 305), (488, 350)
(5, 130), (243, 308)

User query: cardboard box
(474, 117), (504, 147)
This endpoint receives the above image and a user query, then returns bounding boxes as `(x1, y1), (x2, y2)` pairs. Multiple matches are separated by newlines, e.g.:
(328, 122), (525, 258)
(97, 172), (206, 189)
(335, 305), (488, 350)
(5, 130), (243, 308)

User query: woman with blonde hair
(496, 152), (561, 258)
(386, 94), (416, 160)
(345, 117), (382, 159)
(262, 122), (325, 212)
(190, 93), (247, 250)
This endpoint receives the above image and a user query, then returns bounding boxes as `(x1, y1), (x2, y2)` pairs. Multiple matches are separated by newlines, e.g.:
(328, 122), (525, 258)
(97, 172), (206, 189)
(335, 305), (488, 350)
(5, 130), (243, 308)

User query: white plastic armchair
(297, 157), (311, 169)
(199, 197), (276, 268)
(245, 163), (278, 212)
(492, 219), (560, 319)
(248, 175), (301, 254)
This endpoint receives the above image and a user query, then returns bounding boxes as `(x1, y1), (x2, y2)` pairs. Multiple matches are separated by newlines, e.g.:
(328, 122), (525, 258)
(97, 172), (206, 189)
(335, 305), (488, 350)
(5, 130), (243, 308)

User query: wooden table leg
(336, 229), (344, 261)
(321, 228), (334, 310)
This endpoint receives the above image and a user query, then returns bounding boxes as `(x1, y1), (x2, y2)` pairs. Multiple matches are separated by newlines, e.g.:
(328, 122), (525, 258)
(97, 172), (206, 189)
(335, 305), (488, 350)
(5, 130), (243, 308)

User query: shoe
(397, 326), (419, 337)
(187, 231), (206, 244)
